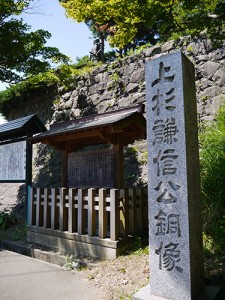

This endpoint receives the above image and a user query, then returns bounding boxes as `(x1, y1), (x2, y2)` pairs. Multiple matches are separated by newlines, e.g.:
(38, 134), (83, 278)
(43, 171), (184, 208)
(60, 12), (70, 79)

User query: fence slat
(43, 188), (51, 228)
(110, 189), (119, 241)
(119, 188), (129, 238)
(59, 188), (67, 231)
(136, 188), (144, 233)
(128, 188), (137, 235)
(78, 189), (85, 234)
(88, 188), (96, 236)
(35, 188), (43, 226)
(68, 188), (76, 233)
(99, 189), (107, 239)
(51, 188), (58, 229)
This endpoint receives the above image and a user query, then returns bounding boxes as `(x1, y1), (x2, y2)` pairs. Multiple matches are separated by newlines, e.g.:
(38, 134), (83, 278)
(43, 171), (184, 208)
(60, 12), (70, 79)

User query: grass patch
(199, 103), (225, 251)
(0, 211), (27, 242)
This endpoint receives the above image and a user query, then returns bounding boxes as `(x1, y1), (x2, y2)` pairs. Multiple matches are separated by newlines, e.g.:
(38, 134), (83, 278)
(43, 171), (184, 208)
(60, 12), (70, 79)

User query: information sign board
(0, 140), (26, 181)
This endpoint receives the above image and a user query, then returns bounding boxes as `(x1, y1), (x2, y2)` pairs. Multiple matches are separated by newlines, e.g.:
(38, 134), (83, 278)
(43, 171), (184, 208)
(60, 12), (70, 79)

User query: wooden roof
(29, 105), (146, 150)
(0, 114), (46, 142)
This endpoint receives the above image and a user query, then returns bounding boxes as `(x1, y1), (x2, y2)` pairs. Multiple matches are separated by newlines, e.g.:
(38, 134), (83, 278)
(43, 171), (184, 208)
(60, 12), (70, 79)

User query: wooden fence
(28, 187), (148, 242)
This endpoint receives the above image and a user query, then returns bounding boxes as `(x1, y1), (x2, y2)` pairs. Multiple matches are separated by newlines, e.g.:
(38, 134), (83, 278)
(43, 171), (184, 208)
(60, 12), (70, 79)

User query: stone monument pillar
(145, 51), (205, 300)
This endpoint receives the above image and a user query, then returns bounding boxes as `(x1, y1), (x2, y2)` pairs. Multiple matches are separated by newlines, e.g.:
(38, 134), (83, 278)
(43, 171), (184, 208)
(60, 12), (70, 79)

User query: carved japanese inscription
(150, 56), (182, 272)
(146, 51), (205, 300)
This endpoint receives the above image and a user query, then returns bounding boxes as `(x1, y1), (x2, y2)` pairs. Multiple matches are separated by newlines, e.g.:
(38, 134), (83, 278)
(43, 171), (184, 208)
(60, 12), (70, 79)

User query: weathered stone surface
(123, 63), (136, 75)
(146, 51), (204, 300)
(212, 68), (225, 86)
(118, 97), (129, 108)
(99, 91), (113, 101)
(188, 42), (201, 55)
(196, 55), (208, 63)
(199, 78), (213, 89)
(71, 96), (79, 108)
(130, 92), (145, 104)
(202, 61), (220, 79)
(5, 35), (225, 188)
(131, 69), (145, 83)
(71, 108), (81, 118)
(89, 93), (99, 105)
(199, 86), (221, 98)
(126, 83), (139, 93)
(209, 49), (225, 60)
(71, 90), (78, 98)
(161, 40), (175, 52)
(65, 99), (73, 108)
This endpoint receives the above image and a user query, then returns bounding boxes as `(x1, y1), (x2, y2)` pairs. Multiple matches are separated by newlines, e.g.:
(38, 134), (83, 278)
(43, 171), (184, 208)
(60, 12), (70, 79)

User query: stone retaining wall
(6, 35), (225, 187)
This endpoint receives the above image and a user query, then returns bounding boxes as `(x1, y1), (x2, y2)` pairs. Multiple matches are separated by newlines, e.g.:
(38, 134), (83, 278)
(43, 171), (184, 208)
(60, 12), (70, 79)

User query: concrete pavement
(0, 249), (106, 300)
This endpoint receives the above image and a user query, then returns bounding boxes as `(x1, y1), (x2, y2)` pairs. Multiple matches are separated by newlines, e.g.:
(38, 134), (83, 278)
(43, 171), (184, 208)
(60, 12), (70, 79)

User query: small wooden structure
(30, 105), (146, 188)
(0, 114), (46, 185)
(28, 105), (147, 258)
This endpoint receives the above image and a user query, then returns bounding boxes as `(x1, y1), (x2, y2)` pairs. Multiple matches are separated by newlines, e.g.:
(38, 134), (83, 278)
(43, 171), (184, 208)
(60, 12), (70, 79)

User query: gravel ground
(79, 251), (225, 300)
(80, 253), (150, 299)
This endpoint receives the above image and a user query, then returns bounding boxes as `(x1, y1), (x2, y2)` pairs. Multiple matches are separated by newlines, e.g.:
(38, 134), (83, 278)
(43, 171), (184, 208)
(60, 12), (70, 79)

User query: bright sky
(0, 0), (110, 89)
(0, 0), (110, 123)
(23, 0), (95, 62)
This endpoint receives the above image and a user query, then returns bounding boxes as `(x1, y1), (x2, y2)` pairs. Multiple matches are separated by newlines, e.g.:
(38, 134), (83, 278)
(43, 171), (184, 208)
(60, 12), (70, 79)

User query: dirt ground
(78, 250), (225, 300)
(80, 252), (150, 299)
(0, 222), (224, 300)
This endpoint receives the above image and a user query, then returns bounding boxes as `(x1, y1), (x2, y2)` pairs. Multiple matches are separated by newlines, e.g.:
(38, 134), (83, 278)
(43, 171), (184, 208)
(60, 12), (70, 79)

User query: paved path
(0, 249), (106, 300)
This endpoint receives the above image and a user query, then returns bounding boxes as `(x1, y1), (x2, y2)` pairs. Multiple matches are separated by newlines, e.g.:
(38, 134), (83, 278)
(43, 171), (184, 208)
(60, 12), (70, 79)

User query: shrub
(199, 104), (225, 251)
(0, 210), (17, 230)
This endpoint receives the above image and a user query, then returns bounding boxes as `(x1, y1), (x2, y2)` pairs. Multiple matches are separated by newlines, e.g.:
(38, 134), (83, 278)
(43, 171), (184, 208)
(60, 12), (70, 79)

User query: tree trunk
(99, 32), (105, 62)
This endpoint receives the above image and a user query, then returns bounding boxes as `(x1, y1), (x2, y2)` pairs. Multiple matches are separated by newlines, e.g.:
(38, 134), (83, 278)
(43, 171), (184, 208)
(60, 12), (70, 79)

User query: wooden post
(68, 188), (76, 233)
(59, 188), (67, 231)
(78, 189), (85, 234)
(112, 135), (124, 188)
(26, 137), (33, 222)
(43, 188), (51, 228)
(88, 188), (96, 237)
(110, 189), (119, 241)
(28, 187), (35, 226)
(51, 188), (58, 230)
(99, 188), (107, 239)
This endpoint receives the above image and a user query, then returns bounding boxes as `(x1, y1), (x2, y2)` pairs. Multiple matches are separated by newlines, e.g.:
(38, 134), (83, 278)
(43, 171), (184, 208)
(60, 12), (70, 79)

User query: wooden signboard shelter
(0, 114), (46, 186)
(29, 105), (146, 188)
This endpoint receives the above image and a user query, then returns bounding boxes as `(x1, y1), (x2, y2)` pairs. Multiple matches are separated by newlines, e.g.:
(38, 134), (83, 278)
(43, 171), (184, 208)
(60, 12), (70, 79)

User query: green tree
(60, 0), (225, 55)
(0, 0), (69, 83)
(60, 0), (153, 55)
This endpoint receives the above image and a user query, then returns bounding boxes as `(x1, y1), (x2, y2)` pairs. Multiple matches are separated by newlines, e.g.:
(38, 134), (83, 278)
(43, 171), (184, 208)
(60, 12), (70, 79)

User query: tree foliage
(60, 0), (225, 52)
(0, 0), (69, 83)
(0, 56), (100, 119)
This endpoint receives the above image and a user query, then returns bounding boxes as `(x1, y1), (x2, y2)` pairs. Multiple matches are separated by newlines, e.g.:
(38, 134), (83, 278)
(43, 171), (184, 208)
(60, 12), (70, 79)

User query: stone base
(133, 285), (220, 300)
(27, 226), (129, 259)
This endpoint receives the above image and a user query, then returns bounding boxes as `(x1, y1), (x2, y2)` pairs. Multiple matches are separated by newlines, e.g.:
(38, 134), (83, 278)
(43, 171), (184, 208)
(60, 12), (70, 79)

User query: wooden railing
(28, 187), (148, 241)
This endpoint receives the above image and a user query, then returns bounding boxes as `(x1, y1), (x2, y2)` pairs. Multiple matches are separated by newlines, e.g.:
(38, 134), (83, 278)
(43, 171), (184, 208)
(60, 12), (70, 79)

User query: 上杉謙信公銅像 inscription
(146, 51), (205, 300)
